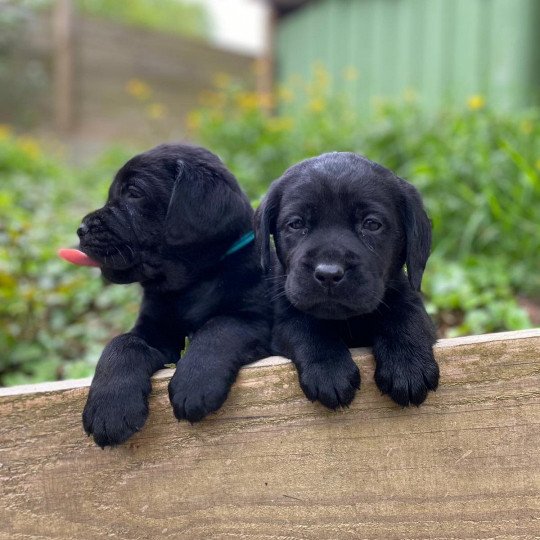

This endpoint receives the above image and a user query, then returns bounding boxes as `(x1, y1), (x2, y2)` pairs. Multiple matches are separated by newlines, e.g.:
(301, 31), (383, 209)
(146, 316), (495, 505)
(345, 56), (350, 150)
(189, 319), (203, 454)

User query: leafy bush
(188, 71), (539, 333)
(424, 256), (531, 337)
(1, 71), (538, 386)
(0, 128), (140, 386)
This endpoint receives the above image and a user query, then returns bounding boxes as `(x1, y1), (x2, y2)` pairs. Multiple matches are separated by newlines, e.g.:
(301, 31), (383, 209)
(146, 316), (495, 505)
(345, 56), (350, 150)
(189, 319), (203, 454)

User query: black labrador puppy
(74, 144), (270, 447)
(255, 152), (439, 409)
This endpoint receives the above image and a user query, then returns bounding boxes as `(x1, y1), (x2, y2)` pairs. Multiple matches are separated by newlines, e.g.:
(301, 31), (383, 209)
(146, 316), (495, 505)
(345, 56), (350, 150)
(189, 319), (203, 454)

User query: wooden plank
(1, 329), (539, 539)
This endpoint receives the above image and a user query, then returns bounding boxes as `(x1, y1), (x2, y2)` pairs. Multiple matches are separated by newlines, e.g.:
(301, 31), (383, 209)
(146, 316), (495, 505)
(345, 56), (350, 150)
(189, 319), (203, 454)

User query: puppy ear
(165, 159), (250, 247)
(399, 179), (432, 291)
(254, 181), (281, 272)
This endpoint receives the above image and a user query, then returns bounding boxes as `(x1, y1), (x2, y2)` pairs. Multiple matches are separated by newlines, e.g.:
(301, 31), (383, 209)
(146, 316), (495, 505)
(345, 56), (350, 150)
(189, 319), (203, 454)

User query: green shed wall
(276, 0), (540, 111)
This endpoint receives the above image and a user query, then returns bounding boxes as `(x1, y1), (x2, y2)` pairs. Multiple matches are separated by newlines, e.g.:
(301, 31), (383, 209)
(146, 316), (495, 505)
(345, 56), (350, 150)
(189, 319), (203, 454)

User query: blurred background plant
(0, 128), (139, 385)
(190, 70), (539, 338)
(2, 69), (538, 385)
(74, 0), (208, 37)
(1, 0), (208, 37)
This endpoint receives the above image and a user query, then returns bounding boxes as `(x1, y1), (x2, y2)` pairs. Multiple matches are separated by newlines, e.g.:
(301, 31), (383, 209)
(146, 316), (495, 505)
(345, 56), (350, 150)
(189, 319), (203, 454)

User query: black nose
(314, 263), (345, 286)
(77, 223), (89, 238)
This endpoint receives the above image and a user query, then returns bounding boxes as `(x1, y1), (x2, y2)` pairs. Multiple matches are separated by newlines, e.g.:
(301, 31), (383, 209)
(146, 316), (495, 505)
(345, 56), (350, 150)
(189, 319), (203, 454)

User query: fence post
(256, 5), (277, 110)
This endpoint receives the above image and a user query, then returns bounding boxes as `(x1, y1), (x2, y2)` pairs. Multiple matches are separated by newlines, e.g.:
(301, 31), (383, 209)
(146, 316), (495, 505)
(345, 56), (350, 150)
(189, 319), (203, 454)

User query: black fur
(80, 144), (271, 447)
(254, 152), (439, 409)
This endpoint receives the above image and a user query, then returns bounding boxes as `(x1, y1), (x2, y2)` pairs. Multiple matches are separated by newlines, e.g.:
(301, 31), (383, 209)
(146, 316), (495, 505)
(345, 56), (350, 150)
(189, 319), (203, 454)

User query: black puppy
(75, 144), (270, 447)
(255, 152), (438, 409)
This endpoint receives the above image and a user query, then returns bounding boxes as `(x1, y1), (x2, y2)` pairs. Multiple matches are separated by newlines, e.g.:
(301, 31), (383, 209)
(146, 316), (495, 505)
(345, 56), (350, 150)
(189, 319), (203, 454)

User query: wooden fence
(0, 3), (255, 159)
(1, 329), (539, 539)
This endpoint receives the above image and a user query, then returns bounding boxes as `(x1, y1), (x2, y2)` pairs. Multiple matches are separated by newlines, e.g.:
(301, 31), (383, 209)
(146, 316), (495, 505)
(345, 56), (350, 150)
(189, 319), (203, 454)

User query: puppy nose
(77, 223), (89, 238)
(314, 263), (345, 286)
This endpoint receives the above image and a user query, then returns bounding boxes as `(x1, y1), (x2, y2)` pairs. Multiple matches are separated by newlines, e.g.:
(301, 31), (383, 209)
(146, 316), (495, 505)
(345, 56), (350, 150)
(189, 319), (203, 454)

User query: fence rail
(1, 329), (539, 539)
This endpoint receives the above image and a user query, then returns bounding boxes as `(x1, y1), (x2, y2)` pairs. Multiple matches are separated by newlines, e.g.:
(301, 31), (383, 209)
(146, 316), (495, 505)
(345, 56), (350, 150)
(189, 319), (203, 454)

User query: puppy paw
(168, 362), (235, 423)
(375, 350), (439, 407)
(299, 354), (361, 409)
(82, 378), (151, 448)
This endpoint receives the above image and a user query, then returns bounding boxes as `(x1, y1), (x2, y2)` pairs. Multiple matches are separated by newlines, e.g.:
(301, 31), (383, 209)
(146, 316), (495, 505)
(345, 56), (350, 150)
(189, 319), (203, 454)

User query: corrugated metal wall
(276, 0), (540, 110)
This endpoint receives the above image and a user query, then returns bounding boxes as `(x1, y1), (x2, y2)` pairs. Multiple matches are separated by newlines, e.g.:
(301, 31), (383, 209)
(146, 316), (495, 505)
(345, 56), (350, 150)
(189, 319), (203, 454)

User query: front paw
(299, 353), (361, 409)
(82, 377), (151, 448)
(374, 348), (439, 407)
(168, 361), (236, 423)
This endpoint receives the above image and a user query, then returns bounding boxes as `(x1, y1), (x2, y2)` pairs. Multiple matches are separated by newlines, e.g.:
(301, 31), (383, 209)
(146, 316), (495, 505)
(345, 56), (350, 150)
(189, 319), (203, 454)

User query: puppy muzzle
(285, 260), (385, 319)
(78, 208), (136, 271)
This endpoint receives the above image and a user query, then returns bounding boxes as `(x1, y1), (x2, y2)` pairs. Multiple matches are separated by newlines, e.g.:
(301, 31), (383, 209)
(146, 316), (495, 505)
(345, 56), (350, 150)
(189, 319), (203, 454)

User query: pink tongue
(58, 248), (100, 267)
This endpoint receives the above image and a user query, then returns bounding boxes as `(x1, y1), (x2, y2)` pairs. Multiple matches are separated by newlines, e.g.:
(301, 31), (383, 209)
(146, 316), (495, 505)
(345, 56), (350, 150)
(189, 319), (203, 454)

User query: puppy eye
(288, 218), (305, 230)
(127, 186), (144, 199)
(362, 218), (382, 231)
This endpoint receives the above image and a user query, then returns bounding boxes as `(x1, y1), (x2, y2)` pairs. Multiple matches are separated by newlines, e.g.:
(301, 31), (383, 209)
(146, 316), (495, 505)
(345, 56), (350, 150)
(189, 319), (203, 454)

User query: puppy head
(255, 152), (431, 319)
(78, 144), (252, 286)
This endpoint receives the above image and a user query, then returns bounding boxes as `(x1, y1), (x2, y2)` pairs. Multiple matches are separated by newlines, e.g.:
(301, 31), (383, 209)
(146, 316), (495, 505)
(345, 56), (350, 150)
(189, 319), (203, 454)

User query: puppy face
(78, 144), (252, 286)
(255, 152), (431, 319)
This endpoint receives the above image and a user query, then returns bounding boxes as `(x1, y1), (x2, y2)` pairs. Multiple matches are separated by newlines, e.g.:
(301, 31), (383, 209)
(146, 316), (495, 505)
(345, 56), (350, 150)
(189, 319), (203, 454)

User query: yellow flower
(125, 79), (151, 100)
(278, 85), (294, 104)
(308, 98), (325, 113)
(0, 124), (12, 140)
(186, 111), (201, 132)
(213, 72), (231, 89)
(17, 136), (41, 159)
(521, 120), (533, 134)
(343, 66), (359, 81)
(236, 91), (259, 110)
(467, 95), (485, 111)
(146, 103), (166, 120)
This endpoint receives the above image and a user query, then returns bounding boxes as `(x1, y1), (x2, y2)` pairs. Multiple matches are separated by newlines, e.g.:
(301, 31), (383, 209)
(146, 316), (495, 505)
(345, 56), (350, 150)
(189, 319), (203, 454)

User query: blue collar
(221, 231), (255, 260)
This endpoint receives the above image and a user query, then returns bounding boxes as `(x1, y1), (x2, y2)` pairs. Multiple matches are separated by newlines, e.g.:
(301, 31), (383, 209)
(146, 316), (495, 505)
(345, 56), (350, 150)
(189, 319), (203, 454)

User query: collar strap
(221, 231), (255, 260)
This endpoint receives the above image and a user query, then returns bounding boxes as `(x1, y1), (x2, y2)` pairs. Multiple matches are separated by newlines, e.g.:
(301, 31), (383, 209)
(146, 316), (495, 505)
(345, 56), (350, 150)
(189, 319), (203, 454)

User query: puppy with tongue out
(60, 144), (270, 447)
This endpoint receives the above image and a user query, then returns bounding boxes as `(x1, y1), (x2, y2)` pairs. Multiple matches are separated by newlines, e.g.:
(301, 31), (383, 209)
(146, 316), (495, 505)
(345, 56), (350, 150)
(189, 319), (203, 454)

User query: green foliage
(74, 0), (208, 38)
(188, 72), (538, 334)
(2, 0), (208, 39)
(1, 71), (538, 386)
(424, 255), (531, 337)
(0, 131), (139, 386)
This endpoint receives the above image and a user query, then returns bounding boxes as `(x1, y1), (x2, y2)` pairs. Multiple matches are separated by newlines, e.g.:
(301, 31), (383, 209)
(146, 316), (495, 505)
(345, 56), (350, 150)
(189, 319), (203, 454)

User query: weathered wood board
(1, 329), (539, 540)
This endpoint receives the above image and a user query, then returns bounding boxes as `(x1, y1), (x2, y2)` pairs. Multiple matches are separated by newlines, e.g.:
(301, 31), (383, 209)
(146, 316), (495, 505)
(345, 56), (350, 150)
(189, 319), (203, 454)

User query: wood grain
(1, 329), (539, 540)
